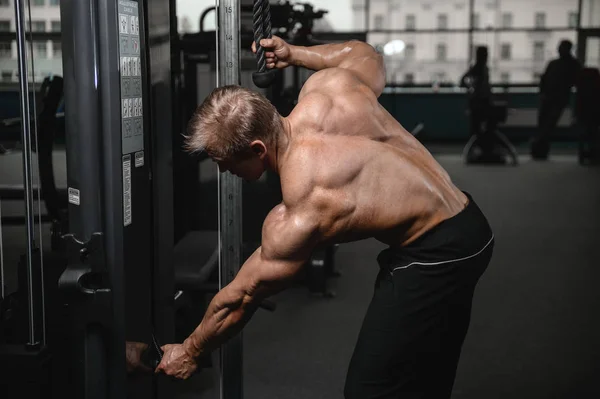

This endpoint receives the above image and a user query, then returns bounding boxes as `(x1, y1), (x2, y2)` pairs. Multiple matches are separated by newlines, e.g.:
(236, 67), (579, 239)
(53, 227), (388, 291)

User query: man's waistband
(377, 192), (494, 273)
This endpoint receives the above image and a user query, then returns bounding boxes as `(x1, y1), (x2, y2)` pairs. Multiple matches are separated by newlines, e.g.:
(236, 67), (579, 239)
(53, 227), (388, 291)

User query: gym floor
(1, 145), (599, 398)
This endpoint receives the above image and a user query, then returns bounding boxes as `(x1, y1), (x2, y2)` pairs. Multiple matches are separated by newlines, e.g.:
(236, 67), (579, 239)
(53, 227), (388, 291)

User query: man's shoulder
(294, 70), (369, 127)
(290, 91), (333, 131)
(300, 68), (362, 99)
(296, 90), (334, 111)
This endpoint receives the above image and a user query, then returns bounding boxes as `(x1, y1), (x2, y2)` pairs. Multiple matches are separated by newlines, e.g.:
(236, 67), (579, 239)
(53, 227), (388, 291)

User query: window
(472, 13), (480, 29)
(1, 71), (12, 82)
(52, 41), (61, 58)
(437, 14), (448, 30)
(500, 43), (511, 60)
(433, 72), (446, 82)
(51, 21), (61, 32)
(0, 20), (9, 31)
(405, 44), (415, 59)
(485, 0), (498, 9)
(436, 43), (447, 61)
(0, 0), (9, 6)
(32, 21), (46, 32)
(568, 12), (578, 28)
(533, 41), (545, 61)
(0, 42), (10, 57)
(406, 14), (416, 31)
(404, 73), (414, 85)
(35, 41), (47, 58)
(500, 72), (510, 84)
(501, 13), (512, 29)
(50, 0), (59, 5)
(535, 12), (546, 29)
(374, 15), (384, 30)
(33, 0), (44, 5)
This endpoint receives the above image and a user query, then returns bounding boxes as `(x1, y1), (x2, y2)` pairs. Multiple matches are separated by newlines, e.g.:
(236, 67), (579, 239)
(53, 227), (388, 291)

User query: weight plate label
(68, 187), (80, 206)
(135, 151), (144, 167)
(123, 155), (132, 226)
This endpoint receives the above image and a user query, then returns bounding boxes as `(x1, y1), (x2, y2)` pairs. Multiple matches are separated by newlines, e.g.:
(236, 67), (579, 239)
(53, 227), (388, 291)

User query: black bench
(173, 230), (277, 312)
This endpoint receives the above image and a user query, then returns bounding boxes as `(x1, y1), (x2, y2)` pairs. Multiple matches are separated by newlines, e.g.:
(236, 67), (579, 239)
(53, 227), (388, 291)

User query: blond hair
(185, 85), (282, 160)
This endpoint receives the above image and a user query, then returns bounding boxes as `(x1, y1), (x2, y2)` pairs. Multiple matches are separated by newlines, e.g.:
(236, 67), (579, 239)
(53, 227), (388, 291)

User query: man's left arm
(156, 205), (319, 378)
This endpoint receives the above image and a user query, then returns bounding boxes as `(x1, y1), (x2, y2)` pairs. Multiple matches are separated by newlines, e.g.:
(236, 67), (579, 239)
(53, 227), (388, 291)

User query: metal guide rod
(26, 0), (47, 347)
(217, 0), (243, 398)
(14, 0), (39, 346)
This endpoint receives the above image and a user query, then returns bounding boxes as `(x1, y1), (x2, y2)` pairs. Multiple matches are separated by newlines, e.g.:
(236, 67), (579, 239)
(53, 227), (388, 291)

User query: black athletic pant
(344, 193), (494, 399)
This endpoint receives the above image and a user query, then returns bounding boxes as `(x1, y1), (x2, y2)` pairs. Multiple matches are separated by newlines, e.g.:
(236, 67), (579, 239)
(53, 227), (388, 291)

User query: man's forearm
(289, 40), (372, 71)
(181, 240), (306, 359)
(182, 282), (259, 359)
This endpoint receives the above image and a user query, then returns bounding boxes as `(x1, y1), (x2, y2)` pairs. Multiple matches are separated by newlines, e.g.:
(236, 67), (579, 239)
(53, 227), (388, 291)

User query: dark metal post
(13, 0), (39, 347)
(218, 0), (243, 398)
(62, 0), (103, 241)
(147, 0), (176, 397)
(60, 0), (118, 398)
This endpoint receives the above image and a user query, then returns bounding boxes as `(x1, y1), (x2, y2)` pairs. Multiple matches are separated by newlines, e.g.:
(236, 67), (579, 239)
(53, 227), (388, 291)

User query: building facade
(353, 0), (599, 85)
(1, 0), (598, 84)
(0, 0), (62, 82)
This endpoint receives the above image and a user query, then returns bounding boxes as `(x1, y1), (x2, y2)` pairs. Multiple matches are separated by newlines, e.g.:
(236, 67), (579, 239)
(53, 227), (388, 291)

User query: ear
(250, 140), (268, 160)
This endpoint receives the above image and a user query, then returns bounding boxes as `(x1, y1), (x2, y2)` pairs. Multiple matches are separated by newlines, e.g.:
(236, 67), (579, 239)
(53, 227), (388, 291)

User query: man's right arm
(292, 40), (386, 97)
(259, 37), (386, 97)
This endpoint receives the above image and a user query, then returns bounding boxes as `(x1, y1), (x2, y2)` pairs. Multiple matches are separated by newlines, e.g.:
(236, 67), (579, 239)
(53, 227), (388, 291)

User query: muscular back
(171, 43), (472, 359)
(276, 68), (467, 248)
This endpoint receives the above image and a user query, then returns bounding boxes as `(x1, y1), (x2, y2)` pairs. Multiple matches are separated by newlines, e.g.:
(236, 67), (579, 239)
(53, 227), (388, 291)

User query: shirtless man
(156, 36), (495, 398)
